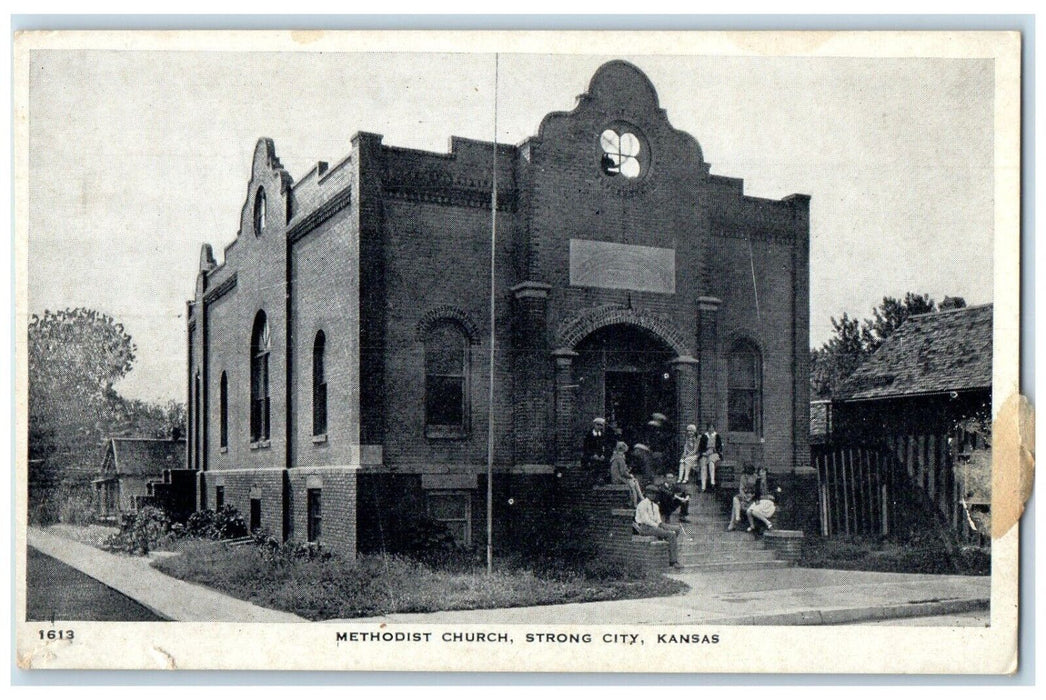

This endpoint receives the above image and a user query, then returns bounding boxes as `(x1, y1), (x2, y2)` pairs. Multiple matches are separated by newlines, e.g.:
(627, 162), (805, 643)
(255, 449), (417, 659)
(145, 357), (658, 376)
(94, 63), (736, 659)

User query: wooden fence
(813, 444), (896, 537)
(813, 429), (989, 541)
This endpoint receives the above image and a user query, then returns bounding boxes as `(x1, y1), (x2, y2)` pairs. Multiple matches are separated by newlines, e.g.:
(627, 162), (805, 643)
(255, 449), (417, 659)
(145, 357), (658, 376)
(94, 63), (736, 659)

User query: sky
(26, 48), (995, 405)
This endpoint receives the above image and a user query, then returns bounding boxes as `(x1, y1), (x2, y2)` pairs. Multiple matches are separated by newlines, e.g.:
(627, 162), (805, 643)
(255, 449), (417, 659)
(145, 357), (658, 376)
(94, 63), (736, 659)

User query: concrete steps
(678, 559), (793, 573)
(677, 548), (778, 565)
(569, 469), (798, 573)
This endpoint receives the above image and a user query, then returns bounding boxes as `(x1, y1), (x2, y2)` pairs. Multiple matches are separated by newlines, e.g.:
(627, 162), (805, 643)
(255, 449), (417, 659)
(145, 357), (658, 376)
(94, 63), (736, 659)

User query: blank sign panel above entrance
(569, 239), (675, 294)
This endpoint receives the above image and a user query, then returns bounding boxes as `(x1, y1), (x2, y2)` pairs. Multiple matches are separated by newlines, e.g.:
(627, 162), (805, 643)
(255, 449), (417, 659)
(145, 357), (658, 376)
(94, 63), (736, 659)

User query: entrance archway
(574, 324), (677, 455)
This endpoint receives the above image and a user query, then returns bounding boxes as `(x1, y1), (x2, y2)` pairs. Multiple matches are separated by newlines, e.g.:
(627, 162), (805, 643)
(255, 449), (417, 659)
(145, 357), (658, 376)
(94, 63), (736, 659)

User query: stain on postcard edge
(993, 393), (1034, 539)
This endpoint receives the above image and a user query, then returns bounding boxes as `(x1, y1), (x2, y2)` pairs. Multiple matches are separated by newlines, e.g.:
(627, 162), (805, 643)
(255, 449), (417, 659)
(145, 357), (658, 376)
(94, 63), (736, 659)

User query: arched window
(250, 311), (271, 442)
(253, 187), (266, 236)
(312, 331), (327, 437)
(219, 371), (228, 449)
(728, 340), (762, 434)
(424, 321), (469, 435)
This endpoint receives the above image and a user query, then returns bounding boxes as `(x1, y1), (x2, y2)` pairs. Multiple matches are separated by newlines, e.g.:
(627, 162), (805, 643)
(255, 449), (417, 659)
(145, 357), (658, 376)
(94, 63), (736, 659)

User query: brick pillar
(511, 282), (552, 465)
(552, 348), (579, 469)
(696, 296), (722, 427)
(671, 355), (700, 449)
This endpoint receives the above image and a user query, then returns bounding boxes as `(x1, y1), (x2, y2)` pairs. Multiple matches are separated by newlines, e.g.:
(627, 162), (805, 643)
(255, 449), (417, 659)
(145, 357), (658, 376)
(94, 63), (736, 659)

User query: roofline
(835, 386), (991, 403)
(907, 302), (993, 321)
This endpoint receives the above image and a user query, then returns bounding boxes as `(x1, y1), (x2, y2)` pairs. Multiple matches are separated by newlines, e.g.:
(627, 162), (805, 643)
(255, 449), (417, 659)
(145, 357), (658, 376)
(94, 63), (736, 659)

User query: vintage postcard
(13, 30), (1024, 673)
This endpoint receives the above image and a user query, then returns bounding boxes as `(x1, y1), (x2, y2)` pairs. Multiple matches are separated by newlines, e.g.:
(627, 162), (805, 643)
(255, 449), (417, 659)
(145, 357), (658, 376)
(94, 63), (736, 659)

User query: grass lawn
(153, 540), (688, 620)
(798, 535), (990, 576)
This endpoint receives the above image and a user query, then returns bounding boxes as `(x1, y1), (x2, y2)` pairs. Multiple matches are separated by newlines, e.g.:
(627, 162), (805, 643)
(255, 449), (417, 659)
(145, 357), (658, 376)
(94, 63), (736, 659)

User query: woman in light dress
(677, 424), (699, 485)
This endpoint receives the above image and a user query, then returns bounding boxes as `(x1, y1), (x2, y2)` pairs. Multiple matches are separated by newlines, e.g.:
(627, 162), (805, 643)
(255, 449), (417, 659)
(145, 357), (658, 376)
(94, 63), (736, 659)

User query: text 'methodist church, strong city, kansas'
(186, 60), (813, 554)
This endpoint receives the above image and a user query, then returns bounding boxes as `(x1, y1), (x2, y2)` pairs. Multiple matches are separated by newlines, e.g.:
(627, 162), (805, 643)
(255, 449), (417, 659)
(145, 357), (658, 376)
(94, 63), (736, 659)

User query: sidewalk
(27, 527), (305, 623)
(30, 526), (989, 626)
(334, 567), (990, 625)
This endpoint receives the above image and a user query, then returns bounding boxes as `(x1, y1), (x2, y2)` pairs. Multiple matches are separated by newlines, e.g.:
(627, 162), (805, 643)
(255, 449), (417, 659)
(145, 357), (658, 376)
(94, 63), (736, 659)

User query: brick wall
(287, 467), (357, 555)
(187, 61), (813, 551)
(200, 469), (284, 536)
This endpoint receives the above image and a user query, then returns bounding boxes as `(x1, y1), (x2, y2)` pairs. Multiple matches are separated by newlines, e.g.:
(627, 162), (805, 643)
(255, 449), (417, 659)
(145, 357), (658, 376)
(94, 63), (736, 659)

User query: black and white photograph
(13, 30), (1022, 673)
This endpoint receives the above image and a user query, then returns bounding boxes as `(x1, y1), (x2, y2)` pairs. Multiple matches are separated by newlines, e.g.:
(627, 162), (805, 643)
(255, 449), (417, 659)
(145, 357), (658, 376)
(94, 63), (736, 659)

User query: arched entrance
(574, 324), (677, 452)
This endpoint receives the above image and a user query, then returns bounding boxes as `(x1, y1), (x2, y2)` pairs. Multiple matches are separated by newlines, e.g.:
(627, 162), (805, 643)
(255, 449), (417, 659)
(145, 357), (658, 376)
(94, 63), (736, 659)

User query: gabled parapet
(238, 138), (294, 238)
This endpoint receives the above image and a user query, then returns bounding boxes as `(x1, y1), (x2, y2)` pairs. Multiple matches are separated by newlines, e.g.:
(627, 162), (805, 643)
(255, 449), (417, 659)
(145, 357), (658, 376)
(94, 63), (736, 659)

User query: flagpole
(486, 53), (499, 575)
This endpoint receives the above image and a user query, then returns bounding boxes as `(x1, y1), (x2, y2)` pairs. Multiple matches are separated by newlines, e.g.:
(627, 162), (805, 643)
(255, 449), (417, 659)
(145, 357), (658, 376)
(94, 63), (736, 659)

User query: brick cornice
(286, 185), (353, 243)
(203, 273), (237, 305)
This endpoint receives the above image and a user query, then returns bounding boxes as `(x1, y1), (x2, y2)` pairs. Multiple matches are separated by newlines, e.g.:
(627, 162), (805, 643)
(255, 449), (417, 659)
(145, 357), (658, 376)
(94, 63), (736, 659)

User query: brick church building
(186, 60), (812, 555)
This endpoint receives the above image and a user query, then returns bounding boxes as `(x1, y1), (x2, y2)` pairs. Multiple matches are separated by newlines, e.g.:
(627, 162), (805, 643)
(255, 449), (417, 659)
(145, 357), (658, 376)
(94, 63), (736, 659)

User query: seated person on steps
(653, 471), (690, 524)
(633, 486), (682, 568)
(609, 441), (643, 507)
(727, 463), (759, 531)
(746, 472), (779, 533)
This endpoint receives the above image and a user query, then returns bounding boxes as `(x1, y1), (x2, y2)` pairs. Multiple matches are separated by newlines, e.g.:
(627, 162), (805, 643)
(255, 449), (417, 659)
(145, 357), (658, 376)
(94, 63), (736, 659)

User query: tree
(810, 313), (865, 399)
(810, 294), (965, 398)
(862, 292), (937, 353)
(28, 308), (186, 508)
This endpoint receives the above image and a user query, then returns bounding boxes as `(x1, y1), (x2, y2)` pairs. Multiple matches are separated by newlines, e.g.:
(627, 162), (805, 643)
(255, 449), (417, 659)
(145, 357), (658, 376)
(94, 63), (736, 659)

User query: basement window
(427, 491), (471, 547)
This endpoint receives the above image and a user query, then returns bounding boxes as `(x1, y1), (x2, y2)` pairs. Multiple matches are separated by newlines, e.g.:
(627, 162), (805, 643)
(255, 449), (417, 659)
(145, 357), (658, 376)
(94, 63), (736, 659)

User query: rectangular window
(426, 491), (471, 547)
(728, 344), (761, 434)
(307, 489), (322, 542)
(219, 373), (228, 449)
(214, 486), (225, 511)
(424, 322), (469, 436)
(250, 498), (261, 532)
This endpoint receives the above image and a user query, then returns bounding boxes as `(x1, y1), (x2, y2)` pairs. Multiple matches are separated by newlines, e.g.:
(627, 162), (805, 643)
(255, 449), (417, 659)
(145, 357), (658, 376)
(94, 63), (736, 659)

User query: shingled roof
(101, 437), (186, 477)
(836, 304), (992, 401)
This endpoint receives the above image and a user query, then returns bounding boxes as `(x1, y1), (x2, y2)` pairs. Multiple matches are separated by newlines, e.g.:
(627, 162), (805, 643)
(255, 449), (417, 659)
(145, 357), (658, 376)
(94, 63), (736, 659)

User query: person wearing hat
(581, 417), (613, 480)
(633, 485), (682, 567)
(646, 412), (671, 475)
(630, 442), (657, 485)
(678, 424), (699, 485)
(609, 441), (642, 507)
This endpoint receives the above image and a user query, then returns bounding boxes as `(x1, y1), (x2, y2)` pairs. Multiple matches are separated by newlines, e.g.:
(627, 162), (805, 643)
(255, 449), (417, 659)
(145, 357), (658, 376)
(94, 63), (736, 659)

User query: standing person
(678, 424), (699, 485)
(581, 417), (612, 481)
(633, 487), (682, 567)
(646, 413), (670, 475)
(609, 441), (642, 507)
(630, 443), (657, 485)
(698, 422), (724, 492)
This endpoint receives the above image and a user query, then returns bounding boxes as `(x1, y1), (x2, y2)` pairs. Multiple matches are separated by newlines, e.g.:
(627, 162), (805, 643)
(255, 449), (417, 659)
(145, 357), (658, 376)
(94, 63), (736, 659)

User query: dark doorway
(574, 324), (677, 457)
(250, 498), (261, 532)
(605, 370), (675, 448)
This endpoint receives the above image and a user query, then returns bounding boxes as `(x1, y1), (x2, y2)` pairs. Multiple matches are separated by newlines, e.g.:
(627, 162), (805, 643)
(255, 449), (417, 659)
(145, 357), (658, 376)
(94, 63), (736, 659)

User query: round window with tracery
(599, 129), (642, 179)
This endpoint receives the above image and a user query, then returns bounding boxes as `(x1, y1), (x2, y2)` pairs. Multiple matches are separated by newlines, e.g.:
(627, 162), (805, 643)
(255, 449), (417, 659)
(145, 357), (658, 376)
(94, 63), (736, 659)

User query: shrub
(102, 506), (173, 555)
(511, 507), (599, 574)
(251, 531), (334, 568)
(28, 492), (62, 526)
(58, 489), (96, 526)
(181, 506), (248, 540)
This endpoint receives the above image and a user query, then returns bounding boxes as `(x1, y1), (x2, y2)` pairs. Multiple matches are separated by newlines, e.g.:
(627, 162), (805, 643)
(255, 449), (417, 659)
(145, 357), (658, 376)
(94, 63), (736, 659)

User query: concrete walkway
(334, 567), (990, 625)
(30, 527), (989, 626)
(27, 527), (305, 623)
